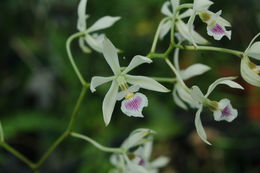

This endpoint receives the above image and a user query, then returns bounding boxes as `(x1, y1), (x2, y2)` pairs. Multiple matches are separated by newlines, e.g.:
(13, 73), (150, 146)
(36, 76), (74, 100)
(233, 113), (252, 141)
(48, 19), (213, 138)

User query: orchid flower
(77, 0), (121, 53)
(159, 0), (208, 44)
(241, 33), (260, 87)
(172, 47), (211, 110)
(187, 0), (231, 46)
(189, 77), (244, 144)
(90, 38), (169, 126)
(109, 129), (169, 173)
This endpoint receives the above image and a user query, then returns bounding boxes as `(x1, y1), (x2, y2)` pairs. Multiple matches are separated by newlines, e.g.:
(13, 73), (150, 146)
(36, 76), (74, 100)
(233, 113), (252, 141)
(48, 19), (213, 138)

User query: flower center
(199, 12), (212, 23)
(221, 106), (231, 117)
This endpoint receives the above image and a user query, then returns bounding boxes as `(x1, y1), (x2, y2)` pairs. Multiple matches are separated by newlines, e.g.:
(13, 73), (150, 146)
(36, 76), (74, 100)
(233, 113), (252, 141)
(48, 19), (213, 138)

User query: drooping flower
(77, 0), (121, 53)
(172, 47), (211, 110)
(241, 33), (260, 87)
(187, 0), (231, 45)
(109, 129), (169, 173)
(190, 77), (244, 144)
(90, 38), (169, 125)
(159, 0), (208, 44)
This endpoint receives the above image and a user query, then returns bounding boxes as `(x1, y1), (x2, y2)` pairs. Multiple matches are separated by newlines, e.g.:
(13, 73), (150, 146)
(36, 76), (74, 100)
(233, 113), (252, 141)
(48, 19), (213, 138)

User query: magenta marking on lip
(125, 96), (142, 111)
(221, 106), (231, 117)
(211, 24), (225, 34)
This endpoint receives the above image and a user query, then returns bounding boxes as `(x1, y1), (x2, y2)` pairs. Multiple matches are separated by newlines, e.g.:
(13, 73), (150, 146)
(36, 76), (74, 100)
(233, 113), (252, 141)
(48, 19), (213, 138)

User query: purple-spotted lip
(221, 105), (231, 117)
(125, 95), (142, 111)
(138, 158), (145, 166)
(210, 23), (226, 35)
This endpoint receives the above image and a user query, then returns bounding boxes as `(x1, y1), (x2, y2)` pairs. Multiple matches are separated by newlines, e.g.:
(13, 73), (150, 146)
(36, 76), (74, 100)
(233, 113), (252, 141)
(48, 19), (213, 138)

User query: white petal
(90, 76), (114, 92)
(240, 56), (260, 87)
(193, 0), (213, 11)
(121, 128), (154, 149)
(123, 56), (152, 74)
(151, 156), (169, 168)
(159, 20), (172, 40)
(173, 87), (188, 110)
(176, 20), (208, 45)
(247, 42), (260, 60)
(217, 16), (231, 27)
(79, 37), (92, 53)
(161, 2), (172, 17)
(173, 47), (180, 70)
(102, 81), (119, 126)
(121, 93), (148, 117)
(187, 12), (198, 47)
(205, 77), (243, 98)
(85, 34), (104, 53)
(143, 140), (153, 161)
(180, 63), (211, 80)
(176, 83), (200, 108)
(195, 106), (211, 145)
(87, 16), (121, 33)
(77, 0), (88, 31)
(103, 38), (121, 75)
(171, 0), (180, 12)
(179, 9), (194, 19)
(126, 75), (170, 92)
(190, 86), (205, 103)
(129, 85), (140, 93)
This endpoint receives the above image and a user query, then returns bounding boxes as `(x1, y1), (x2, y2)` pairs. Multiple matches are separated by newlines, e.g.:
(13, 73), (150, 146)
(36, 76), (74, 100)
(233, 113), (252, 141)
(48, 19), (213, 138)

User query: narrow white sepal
(90, 76), (114, 92)
(161, 2), (172, 17)
(87, 16), (121, 33)
(173, 87), (188, 110)
(205, 77), (243, 98)
(195, 106), (211, 145)
(150, 156), (170, 168)
(247, 41), (260, 60)
(180, 64), (211, 80)
(126, 74), (170, 93)
(103, 38), (121, 75)
(102, 81), (119, 126)
(77, 0), (88, 31)
(122, 55), (152, 74)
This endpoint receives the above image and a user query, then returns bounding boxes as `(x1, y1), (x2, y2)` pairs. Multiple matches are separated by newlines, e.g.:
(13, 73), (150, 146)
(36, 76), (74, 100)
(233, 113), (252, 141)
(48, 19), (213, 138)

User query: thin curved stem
(0, 142), (38, 172)
(35, 85), (89, 167)
(71, 132), (125, 154)
(183, 45), (243, 58)
(150, 17), (171, 53)
(66, 32), (88, 86)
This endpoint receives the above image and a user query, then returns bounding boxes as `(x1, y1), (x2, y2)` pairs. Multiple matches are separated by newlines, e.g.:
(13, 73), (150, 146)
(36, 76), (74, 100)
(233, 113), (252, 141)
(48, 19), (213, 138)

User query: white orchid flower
(90, 38), (169, 126)
(241, 33), (260, 87)
(190, 77), (244, 144)
(159, 0), (208, 44)
(110, 129), (169, 173)
(77, 0), (121, 53)
(172, 47), (211, 110)
(188, 0), (231, 46)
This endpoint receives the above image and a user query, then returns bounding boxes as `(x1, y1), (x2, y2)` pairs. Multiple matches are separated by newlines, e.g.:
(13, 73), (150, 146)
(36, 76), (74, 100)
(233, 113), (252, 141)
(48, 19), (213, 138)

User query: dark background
(0, 0), (260, 172)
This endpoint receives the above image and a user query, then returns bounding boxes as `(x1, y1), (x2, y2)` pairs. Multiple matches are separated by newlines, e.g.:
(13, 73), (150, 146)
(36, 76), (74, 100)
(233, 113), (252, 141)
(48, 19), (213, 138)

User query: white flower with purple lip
(110, 129), (169, 173)
(90, 38), (169, 126)
(77, 0), (121, 53)
(213, 99), (238, 122)
(187, 0), (231, 46)
(190, 77), (244, 145)
(240, 33), (260, 87)
(159, 0), (208, 44)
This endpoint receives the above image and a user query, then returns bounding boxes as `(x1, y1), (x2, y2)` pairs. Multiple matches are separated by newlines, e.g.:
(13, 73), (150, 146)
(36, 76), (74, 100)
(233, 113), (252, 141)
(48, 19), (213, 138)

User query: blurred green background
(1, 0), (260, 172)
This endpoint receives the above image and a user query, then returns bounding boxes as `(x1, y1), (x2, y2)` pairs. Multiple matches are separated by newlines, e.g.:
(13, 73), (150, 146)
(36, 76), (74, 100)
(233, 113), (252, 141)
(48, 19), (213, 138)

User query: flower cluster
(109, 129), (169, 173)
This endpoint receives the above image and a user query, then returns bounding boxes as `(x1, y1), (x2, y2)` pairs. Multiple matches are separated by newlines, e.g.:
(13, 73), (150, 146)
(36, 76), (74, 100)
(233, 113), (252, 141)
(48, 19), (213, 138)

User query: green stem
(150, 17), (171, 53)
(35, 85), (89, 167)
(0, 142), (37, 172)
(66, 32), (88, 86)
(152, 77), (176, 83)
(165, 58), (190, 93)
(71, 132), (125, 154)
(183, 45), (243, 58)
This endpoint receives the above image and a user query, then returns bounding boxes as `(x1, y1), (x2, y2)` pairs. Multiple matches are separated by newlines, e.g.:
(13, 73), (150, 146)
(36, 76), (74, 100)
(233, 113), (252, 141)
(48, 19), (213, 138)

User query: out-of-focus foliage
(0, 0), (260, 172)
